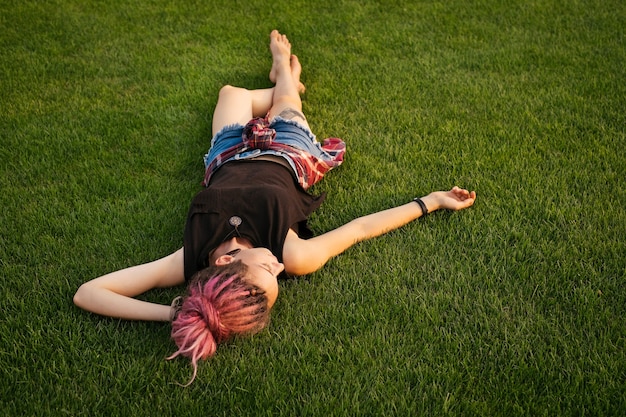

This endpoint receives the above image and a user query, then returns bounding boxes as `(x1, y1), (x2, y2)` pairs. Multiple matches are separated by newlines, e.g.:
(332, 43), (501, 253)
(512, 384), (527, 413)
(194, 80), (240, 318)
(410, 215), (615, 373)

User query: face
(215, 247), (283, 308)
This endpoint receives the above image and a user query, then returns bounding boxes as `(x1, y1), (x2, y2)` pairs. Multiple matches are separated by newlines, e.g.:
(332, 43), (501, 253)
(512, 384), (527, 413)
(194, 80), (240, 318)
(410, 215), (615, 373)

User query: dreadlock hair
(167, 261), (270, 385)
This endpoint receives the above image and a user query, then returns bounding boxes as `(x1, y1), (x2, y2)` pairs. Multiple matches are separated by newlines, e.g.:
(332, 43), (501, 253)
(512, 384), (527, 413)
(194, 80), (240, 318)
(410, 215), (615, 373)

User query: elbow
(73, 283), (90, 309)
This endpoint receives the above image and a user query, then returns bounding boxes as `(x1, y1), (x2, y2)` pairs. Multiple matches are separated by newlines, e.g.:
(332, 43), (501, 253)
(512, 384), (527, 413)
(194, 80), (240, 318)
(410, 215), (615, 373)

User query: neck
(211, 237), (253, 263)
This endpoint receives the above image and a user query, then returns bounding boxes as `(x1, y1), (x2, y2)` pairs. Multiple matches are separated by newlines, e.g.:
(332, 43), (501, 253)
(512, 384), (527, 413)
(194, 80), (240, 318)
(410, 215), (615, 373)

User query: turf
(1, 0), (624, 415)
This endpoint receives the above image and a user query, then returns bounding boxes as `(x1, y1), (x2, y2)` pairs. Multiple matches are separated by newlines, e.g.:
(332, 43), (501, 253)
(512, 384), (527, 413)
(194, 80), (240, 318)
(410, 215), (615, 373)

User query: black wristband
(413, 197), (428, 216)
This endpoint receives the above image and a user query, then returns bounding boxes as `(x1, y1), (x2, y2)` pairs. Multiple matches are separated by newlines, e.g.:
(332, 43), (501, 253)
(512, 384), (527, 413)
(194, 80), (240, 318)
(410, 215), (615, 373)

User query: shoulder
(282, 230), (307, 275)
(282, 229), (326, 276)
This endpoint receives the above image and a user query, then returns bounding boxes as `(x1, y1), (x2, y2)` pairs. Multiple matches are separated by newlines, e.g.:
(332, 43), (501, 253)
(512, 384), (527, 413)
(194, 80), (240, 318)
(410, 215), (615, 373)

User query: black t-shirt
(183, 160), (325, 281)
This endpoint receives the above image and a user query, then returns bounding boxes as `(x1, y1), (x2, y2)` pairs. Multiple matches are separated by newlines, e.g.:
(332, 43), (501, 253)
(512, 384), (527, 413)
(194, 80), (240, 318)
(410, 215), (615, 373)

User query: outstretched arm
(283, 187), (476, 276)
(73, 248), (185, 321)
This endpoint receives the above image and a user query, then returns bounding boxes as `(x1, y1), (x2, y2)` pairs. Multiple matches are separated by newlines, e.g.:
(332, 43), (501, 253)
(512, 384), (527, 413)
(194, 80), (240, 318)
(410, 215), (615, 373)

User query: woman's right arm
(283, 187), (476, 276)
(73, 247), (185, 321)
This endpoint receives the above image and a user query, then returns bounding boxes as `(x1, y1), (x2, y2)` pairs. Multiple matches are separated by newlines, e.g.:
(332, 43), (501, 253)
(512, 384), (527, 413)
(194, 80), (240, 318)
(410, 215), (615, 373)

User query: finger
(459, 188), (469, 197)
(453, 187), (469, 199)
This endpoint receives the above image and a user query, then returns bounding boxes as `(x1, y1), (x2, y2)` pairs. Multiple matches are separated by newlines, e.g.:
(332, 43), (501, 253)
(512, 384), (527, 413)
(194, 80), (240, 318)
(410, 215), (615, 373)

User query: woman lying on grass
(73, 30), (477, 383)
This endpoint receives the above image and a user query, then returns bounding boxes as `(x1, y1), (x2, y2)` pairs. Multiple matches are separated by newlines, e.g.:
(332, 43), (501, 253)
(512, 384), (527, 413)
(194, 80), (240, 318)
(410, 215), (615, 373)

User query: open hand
(432, 186), (477, 211)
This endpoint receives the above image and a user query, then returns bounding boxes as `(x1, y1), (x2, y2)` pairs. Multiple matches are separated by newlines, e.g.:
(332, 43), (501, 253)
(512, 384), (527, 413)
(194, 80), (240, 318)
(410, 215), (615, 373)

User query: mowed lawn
(1, 0), (624, 415)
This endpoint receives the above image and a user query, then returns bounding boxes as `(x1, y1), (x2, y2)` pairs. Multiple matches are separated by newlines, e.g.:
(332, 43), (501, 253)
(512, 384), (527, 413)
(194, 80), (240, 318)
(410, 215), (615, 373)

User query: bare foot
(290, 54), (306, 94)
(269, 30), (306, 94)
(268, 30), (291, 80)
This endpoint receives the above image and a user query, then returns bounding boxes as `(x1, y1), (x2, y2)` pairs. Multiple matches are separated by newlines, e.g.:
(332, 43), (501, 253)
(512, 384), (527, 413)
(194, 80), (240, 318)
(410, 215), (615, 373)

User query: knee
(218, 85), (248, 98)
(218, 84), (235, 95)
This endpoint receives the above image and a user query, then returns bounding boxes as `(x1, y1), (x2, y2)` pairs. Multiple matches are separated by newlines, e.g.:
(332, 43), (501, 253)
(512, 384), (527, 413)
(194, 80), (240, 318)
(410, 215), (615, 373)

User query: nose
(273, 261), (285, 274)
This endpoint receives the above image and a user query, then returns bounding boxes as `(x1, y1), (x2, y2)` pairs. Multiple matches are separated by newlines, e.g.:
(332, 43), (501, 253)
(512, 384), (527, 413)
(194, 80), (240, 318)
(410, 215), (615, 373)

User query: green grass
(1, 0), (625, 415)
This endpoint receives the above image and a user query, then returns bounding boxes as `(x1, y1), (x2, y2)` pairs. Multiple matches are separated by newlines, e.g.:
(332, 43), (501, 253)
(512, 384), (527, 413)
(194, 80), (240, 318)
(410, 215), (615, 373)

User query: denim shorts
(203, 117), (329, 176)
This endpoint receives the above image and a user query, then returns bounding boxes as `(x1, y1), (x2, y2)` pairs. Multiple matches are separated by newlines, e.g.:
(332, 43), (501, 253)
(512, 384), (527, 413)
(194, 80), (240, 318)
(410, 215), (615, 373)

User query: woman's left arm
(73, 248), (185, 321)
(283, 187), (476, 275)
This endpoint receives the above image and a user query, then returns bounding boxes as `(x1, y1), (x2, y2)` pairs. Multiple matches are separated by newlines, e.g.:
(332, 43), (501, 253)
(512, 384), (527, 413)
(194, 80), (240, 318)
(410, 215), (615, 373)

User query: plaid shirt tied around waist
(202, 117), (345, 190)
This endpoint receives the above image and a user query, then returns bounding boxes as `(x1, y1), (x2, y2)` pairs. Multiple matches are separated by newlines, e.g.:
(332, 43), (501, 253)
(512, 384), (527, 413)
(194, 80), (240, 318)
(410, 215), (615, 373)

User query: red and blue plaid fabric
(241, 117), (275, 150)
(203, 118), (345, 190)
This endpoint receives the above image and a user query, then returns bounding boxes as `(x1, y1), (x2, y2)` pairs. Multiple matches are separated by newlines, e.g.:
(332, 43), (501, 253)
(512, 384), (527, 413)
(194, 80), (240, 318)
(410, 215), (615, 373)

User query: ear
(214, 254), (235, 266)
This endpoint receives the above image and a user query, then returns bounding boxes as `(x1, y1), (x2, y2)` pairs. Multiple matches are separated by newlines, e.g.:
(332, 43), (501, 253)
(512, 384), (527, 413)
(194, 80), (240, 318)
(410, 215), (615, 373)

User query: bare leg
(266, 30), (310, 129)
(212, 31), (308, 136)
(270, 54), (306, 94)
(211, 87), (274, 136)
